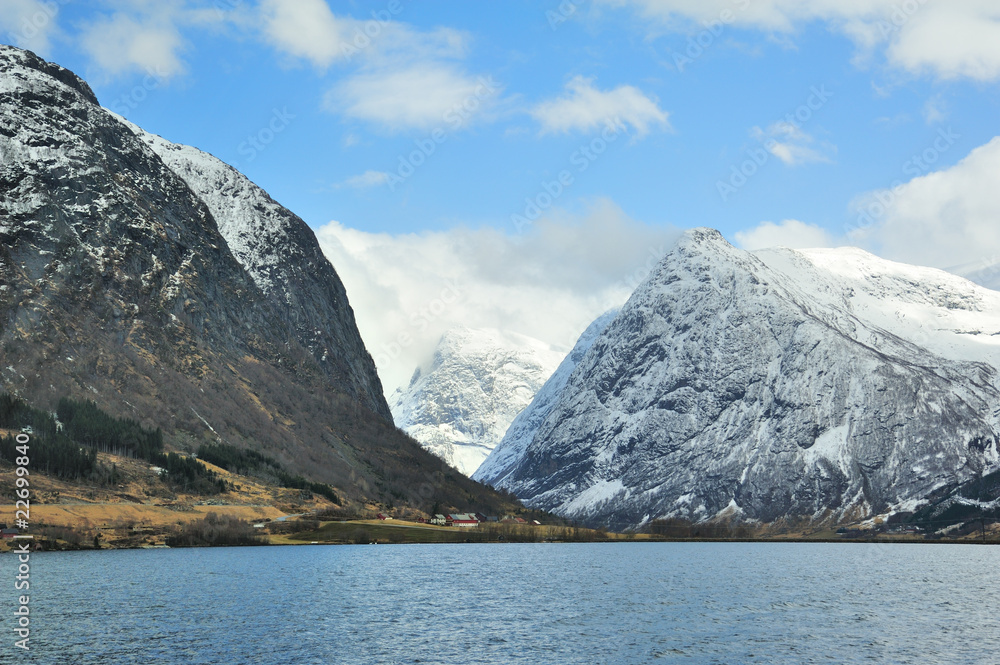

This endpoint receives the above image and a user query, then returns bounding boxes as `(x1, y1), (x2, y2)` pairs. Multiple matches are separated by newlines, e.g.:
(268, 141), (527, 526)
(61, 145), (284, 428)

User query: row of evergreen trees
(56, 397), (164, 459)
(150, 450), (227, 495)
(0, 394), (98, 479)
(0, 393), (221, 493)
(2, 393), (338, 500)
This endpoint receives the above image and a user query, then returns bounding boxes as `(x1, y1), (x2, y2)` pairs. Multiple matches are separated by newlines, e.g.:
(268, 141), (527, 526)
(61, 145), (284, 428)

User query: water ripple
(4, 542), (998, 664)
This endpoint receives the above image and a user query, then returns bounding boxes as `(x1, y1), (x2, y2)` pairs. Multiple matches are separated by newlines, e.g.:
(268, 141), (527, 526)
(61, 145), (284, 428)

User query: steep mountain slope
(390, 327), (564, 475)
(485, 229), (1000, 529)
(474, 310), (618, 486)
(120, 121), (389, 420)
(0, 45), (510, 513)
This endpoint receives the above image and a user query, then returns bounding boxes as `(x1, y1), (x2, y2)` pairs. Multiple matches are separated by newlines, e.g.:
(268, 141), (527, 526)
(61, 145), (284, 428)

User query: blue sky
(4, 0), (1000, 389)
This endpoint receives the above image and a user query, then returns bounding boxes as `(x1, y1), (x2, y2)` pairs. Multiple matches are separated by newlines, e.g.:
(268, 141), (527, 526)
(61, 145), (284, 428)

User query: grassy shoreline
(4, 515), (998, 552)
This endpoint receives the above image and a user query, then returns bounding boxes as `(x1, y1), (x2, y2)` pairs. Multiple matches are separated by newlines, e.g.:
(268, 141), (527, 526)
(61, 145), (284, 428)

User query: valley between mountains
(3, 44), (1000, 549)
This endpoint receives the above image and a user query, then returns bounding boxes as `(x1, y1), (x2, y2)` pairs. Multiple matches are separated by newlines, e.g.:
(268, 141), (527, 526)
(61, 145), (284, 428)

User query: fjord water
(18, 542), (998, 664)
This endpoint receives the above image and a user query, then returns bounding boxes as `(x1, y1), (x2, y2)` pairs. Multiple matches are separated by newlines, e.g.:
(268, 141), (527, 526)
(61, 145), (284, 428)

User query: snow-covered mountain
(480, 228), (1000, 530)
(473, 309), (618, 486)
(390, 327), (565, 476)
(0, 44), (513, 512)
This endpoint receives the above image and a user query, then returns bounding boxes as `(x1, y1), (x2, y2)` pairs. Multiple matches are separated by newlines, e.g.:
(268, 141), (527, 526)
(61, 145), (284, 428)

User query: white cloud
(259, 0), (353, 68)
(860, 136), (1000, 274)
(734, 219), (836, 251)
(531, 76), (670, 137)
(259, 0), (468, 69)
(328, 64), (501, 131)
(600, 0), (1000, 81)
(922, 95), (947, 125)
(885, 3), (1000, 81)
(369, 25), (469, 64)
(316, 199), (681, 391)
(752, 121), (834, 166)
(77, 3), (213, 80)
(0, 0), (61, 55)
(335, 170), (390, 189)
(258, 2), (497, 132)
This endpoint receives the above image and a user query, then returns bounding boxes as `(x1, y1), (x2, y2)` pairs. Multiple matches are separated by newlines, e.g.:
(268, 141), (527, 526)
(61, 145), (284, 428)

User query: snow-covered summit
(481, 228), (1000, 529)
(390, 327), (565, 476)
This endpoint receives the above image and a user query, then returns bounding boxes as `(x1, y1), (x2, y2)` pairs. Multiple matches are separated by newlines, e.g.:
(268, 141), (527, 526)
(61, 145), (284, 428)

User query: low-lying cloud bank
(317, 200), (680, 391)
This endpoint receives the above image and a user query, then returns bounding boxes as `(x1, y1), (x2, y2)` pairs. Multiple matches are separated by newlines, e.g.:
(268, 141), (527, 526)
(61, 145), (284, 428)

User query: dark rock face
(484, 229), (1000, 530)
(123, 117), (390, 421)
(0, 45), (502, 510)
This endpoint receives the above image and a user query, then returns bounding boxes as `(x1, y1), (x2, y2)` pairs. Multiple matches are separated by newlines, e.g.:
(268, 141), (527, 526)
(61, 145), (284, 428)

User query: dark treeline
(958, 467), (1000, 502)
(0, 392), (222, 494)
(197, 442), (279, 476)
(56, 397), (163, 459)
(197, 441), (339, 504)
(150, 451), (227, 494)
(0, 393), (99, 480)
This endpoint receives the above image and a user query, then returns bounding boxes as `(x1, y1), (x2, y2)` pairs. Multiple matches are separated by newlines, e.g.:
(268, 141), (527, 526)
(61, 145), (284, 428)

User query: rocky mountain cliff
(0, 45), (510, 512)
(474, 310), (617, 486)
(120, 118), (391, 421)
(390, 327), (564, 476)
(481, 229), (1000, 530)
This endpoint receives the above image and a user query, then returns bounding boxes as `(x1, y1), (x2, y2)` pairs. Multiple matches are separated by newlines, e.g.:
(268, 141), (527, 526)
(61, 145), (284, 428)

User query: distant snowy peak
(474, 309), (618, 486)
(390, 327), (565, 476)
(483, 228), (1000, 529)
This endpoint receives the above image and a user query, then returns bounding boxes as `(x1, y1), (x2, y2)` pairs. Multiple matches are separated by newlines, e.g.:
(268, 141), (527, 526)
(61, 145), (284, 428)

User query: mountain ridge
(0, 44), (511, 514)
(117, 115), (391, 421)
(481, 228), (1000, 529)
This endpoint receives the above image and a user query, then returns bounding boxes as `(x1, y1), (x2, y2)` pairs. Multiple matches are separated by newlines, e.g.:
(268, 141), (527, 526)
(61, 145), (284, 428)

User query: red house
(448, 513), (480, 528)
